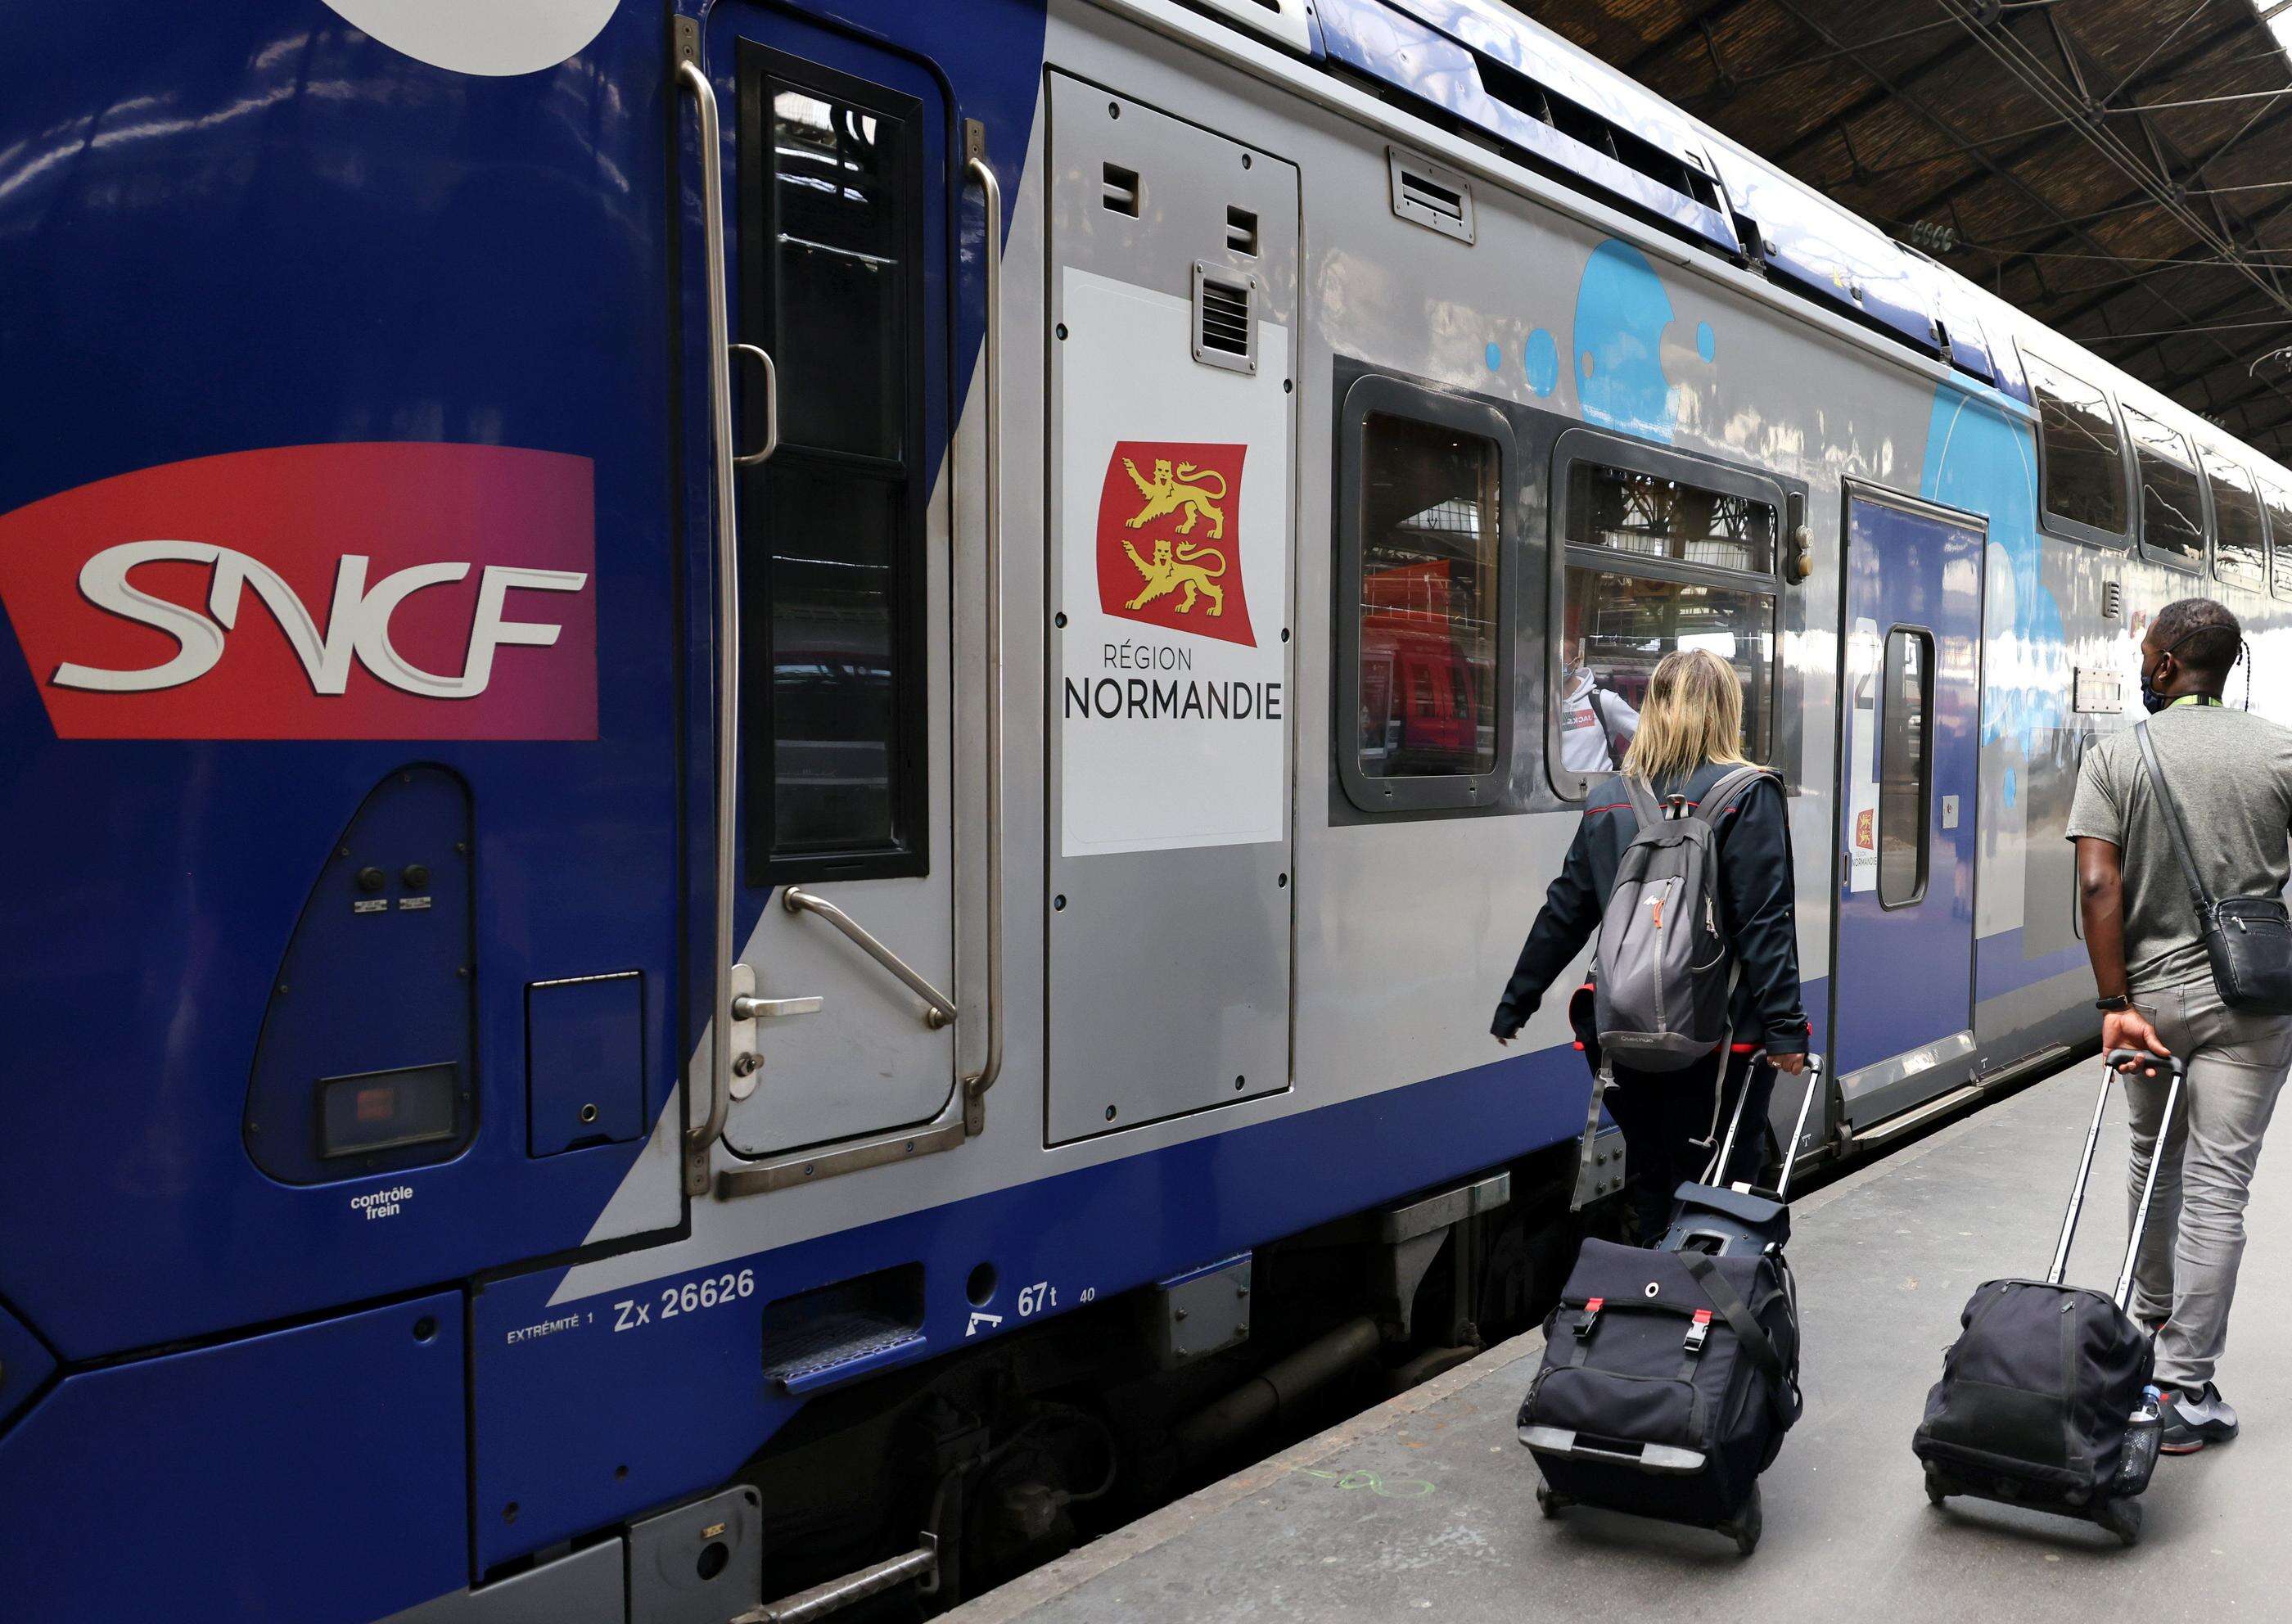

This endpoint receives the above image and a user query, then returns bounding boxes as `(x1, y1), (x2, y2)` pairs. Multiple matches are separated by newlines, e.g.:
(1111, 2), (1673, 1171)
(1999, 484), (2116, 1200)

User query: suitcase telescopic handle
(1705, 1049), (1824, 1199)
(1775, 1053), (1822, 1202)
(2047, 1049), (2186, 1292)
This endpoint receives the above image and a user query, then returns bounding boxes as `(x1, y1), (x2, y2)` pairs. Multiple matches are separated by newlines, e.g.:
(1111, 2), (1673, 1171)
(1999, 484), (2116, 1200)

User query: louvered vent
(1389, 148), (1475, 244)
(2103, 580), (2124, 620)
(1191, 262), (1257, 376)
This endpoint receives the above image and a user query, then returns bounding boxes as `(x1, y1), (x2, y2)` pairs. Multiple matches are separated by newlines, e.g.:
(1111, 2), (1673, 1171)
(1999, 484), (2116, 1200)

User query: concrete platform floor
(952, 1062), (2292, 1623)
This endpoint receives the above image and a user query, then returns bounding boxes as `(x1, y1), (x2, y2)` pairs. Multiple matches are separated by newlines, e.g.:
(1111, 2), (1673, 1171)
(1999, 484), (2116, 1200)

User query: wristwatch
(2095, 995), (2133, 1013)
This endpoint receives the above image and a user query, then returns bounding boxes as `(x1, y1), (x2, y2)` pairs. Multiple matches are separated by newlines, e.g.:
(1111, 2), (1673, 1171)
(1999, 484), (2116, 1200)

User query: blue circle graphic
(1696, 321), (1717, 363)
(1484, 341), (1503, 372)
(1523, 328), (1559, 397)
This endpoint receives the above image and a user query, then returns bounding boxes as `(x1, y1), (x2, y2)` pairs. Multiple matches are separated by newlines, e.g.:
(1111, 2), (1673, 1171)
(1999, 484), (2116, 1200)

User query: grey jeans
(2126, 978), (2292, 1391)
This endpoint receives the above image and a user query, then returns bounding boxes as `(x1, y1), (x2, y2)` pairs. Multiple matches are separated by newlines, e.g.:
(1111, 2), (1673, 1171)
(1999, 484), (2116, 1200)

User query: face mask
(2140, 656), (2172, 715)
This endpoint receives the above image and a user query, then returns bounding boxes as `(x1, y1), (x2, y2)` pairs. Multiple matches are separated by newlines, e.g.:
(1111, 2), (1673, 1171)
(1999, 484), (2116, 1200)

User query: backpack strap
(1618, 773), (1663, 830)
(1695, 765), (1779, 828)
(1589, 688), (1628, 770)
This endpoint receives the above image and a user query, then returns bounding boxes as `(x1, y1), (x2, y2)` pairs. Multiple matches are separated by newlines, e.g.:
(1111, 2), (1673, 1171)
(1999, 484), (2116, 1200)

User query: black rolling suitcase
(1912, 1049), (2183, 1546)
(1517, 1053), (1822, 1555)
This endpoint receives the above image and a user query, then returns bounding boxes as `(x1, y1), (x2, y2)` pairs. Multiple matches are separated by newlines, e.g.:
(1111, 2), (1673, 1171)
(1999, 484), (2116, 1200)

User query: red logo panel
(1094, 440), (1254, 647)
(0, 442), (597, 740)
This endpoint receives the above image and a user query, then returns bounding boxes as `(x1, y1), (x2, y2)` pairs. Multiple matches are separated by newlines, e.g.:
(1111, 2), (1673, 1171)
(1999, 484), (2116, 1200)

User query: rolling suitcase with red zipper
(1516, 1053), (1821, 1554)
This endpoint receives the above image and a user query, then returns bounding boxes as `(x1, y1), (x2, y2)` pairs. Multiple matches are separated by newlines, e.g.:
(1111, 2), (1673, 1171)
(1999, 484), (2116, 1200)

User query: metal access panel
(1045, 78), (1298, 1144)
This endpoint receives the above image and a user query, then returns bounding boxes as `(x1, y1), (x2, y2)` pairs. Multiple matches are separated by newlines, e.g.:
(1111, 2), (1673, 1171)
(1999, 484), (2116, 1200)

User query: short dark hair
(2152, 597), (2242, 682)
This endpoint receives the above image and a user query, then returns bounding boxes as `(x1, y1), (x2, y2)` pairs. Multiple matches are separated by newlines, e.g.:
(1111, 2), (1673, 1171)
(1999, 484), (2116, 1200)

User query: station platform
(951, 1060), (2292, 1622)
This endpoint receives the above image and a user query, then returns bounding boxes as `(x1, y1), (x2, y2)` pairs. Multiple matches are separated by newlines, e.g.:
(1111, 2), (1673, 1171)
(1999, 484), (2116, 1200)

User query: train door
(1831, 486), (1984, 1124)
(694, 9), (963, 1169)
(1043, 79), (1299, 1142)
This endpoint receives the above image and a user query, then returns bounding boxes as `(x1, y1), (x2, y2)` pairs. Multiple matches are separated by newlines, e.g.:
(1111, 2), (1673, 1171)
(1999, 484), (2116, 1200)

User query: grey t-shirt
(2065, 702), (2292, 992)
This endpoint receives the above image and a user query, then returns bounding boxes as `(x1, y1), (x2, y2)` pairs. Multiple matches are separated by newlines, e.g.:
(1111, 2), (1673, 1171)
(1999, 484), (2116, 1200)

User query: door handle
(733, 994), (823, 1020)
(959, 118), (1005, 1123)
(732, 341), (778, 467)
(675, 35), (758, 1193)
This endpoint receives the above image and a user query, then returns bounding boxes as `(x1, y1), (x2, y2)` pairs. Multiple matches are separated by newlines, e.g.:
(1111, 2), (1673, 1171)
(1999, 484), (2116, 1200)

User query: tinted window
(2027, 356), (2127, 536)
(1879, 628), (1932, 909)
(741, 52), (927, 882)
(770, 86), (905, 458)
(2203, 449), (2266, 591)
(1570, 463), (1775, 574)
(2123, 407), (2206, 569)
(1556, 462), (1780, 788)
(1356, 414), (1500, 779)
(2267, 482), (2292, 598)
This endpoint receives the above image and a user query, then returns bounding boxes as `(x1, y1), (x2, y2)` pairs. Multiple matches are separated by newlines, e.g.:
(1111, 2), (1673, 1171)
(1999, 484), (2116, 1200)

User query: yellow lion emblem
(1122, 457), (1227, 539)
(1121, 536), (1226, 617)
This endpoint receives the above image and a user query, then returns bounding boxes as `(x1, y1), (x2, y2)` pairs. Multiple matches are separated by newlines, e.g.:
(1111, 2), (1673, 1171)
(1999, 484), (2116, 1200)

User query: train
(4, 1), (2287, 1619)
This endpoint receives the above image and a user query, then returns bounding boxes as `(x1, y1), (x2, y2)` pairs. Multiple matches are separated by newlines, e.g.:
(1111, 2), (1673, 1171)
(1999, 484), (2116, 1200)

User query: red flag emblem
(1094, 441), (1254, 647)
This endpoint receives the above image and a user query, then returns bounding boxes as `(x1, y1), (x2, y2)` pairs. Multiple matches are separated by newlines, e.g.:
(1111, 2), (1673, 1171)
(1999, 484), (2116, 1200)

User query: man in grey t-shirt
(2068, 597), (2292, 1454)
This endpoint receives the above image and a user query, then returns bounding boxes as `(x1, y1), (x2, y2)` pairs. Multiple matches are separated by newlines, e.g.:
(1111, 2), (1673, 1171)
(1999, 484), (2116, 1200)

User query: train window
(738, 49), (929, 882)
(2203, 449), (2266, 592)
(1334, 373), (1516, 815)
(2263, 480), (2292, 599)
(1878, 627), (1933, 909)
(2122, 406), (2206, 571)
(1554, 462), (1779, 791)
(1354, 413), (1501, 781)
(2024, 354), (2128, 543)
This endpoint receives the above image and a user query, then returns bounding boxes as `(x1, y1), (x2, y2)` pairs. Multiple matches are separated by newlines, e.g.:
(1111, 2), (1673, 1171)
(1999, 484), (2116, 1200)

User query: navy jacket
(1491, 761), (1808, 1054)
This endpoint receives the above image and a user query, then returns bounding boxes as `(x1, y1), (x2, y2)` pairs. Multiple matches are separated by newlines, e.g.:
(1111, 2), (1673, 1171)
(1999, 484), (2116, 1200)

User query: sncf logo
(0, 442), (598, 740)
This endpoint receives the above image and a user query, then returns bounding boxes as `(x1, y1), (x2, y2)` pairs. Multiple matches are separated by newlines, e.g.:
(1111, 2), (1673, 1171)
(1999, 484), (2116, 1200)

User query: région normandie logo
(1094, 440), (1255, 647)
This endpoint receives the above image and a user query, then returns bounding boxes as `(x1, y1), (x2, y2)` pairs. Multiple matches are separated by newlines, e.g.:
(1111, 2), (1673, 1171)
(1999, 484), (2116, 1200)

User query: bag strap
(1589, 688), (1628, 771)
(1682, 1253), (1783, 1386)
(1619, 773), (1663, 831)
(1696, 765), (1778, 828)
(1683, 1253), (1802, 1427)
(2133, 720), (2215, 916)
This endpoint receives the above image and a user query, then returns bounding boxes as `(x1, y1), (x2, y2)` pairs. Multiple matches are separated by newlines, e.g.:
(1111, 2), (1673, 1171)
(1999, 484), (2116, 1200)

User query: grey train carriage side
(6, 2), (2292, 1622)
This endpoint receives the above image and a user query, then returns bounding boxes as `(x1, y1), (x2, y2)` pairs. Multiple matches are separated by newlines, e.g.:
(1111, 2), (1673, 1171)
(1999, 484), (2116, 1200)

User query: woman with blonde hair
(1492, 647), (1808, 1239)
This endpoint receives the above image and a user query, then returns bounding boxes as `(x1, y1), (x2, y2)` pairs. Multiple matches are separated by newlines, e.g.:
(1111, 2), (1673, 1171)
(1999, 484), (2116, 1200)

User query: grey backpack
(1593, 767), (1774, 1072)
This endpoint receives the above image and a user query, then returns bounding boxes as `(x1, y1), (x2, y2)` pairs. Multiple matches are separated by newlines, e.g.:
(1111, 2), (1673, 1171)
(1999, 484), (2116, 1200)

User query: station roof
(1523, 0), (2292, 458)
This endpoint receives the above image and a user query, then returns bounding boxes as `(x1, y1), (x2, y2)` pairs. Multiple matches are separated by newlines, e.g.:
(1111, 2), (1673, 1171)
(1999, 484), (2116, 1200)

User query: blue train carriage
(3, 1), (2288, 1620)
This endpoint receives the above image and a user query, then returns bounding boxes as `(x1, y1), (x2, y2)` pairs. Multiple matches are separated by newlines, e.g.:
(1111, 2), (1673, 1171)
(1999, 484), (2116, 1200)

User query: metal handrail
(732, 341), (778, 467)
(676, 50), (745, 1197)
(783, 887), (956, 1030)
(960, 128), (1005, 1107)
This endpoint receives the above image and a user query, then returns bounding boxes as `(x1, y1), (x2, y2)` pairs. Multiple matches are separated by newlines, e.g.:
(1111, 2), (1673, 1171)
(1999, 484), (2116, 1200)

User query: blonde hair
(1622, 648), (1747, 785)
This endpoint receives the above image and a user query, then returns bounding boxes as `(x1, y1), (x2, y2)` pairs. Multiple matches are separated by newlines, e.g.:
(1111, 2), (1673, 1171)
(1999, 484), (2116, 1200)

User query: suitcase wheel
(1536, 1486), (1568, 1520)
(2096, 1495), (2142, 1548)
(1924, 1467), (1955, 1507)
(1717, 1485), (1762, 1557)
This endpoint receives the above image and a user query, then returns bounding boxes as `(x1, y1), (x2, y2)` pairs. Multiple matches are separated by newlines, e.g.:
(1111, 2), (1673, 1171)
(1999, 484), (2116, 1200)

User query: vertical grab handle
(959, 121), (1004, 1121)
(678, 41), (749, 1195)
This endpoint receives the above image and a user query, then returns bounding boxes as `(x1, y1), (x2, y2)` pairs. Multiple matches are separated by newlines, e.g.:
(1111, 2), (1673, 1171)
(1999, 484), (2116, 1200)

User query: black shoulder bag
(2134, 720), (2292, 1014)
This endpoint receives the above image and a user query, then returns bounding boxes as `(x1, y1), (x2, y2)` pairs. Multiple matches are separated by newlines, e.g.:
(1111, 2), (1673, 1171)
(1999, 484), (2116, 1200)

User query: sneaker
(2159, 1383), (2240, 1454)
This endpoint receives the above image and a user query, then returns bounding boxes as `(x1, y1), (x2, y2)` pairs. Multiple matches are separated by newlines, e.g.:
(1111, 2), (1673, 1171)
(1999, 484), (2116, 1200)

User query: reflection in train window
(2204, 449), (2266, 592)
(2123, 406), (2206, 571)
(1356, 414), (1500, 779)
(1879, 627), (1933, 909)
(2025, 356), (2127, 540)
(1557, 463), (1777, 784)
(2263, 480), (2292, 599)
(739, 52), (928, 882)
